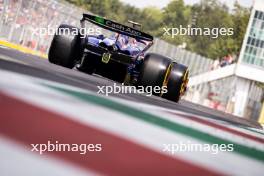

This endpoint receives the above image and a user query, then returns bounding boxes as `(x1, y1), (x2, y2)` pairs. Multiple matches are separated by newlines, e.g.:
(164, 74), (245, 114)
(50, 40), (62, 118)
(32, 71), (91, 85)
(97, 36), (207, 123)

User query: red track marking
(168, 112), (264, 144)
(0, 92), (222, 176)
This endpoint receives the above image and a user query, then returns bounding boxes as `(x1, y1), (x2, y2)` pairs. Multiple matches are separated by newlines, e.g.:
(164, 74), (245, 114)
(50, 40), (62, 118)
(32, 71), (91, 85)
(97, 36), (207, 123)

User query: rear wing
(81, 13), (154, 42)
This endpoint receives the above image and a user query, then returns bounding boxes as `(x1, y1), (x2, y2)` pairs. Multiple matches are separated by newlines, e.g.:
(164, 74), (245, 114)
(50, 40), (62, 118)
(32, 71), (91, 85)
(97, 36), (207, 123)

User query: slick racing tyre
(137, 53), (171, 95)
(48, 24), (82, 68)
(163, 62), (189, 102)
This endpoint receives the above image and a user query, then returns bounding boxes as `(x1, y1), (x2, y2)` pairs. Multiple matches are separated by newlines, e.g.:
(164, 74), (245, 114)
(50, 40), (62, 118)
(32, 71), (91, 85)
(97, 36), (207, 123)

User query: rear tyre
(137, 53), (171, 95)
(163, 62), (189, 102)
(48, 24), (82, 68)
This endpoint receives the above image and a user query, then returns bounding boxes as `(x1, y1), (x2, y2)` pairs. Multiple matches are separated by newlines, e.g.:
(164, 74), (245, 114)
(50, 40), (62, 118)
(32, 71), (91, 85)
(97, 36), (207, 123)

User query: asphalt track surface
(0, 46), (261, 129)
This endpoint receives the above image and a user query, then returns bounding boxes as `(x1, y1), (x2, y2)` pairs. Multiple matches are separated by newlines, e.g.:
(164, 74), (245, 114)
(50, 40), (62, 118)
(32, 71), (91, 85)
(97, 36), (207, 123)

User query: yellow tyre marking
(180, 69), (189, 96)
(160, 63), (172, 97)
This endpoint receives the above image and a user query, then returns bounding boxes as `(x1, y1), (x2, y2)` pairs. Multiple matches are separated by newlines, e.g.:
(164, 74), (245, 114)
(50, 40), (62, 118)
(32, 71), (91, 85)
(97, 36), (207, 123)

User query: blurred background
(0, 0), (263, 123)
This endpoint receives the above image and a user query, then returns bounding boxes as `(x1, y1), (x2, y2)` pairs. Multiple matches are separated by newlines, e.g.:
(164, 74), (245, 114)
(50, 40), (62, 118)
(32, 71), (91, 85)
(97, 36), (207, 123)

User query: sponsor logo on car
(105, 20), (142, 36)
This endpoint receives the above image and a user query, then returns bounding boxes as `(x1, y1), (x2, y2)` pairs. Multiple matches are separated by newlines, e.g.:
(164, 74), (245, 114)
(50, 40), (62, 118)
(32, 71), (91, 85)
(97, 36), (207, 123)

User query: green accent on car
(95, 16), (105, 25)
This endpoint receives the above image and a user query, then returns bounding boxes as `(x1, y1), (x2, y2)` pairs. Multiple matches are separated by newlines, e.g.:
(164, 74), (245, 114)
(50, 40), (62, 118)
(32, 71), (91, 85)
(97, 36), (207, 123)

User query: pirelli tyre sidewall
(163, 62), (189, 102)
(138, 53), (171, 95)
(48, 24), (82, 68)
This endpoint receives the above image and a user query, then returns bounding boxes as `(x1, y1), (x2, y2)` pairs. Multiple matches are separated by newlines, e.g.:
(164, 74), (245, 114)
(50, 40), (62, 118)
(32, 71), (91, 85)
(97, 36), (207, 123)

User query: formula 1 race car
(48, 13), (189, 102)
